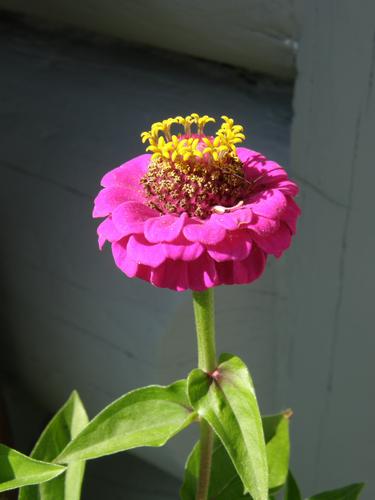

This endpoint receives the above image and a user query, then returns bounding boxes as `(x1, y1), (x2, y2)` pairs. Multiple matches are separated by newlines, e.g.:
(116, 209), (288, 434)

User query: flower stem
(196, 419), (214, 500)
(192, 289), (217, 500)
(193, 290), (217, 372)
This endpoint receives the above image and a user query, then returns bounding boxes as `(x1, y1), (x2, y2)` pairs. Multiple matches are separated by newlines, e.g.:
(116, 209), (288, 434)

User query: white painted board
(0, 0), (301, 79)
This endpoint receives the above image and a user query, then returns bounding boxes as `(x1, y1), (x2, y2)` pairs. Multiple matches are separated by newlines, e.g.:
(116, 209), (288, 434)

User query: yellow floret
(140, 114), (246, 164)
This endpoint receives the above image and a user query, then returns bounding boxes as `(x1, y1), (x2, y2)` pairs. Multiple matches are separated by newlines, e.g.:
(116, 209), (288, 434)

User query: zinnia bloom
(93, 114), (300, 291)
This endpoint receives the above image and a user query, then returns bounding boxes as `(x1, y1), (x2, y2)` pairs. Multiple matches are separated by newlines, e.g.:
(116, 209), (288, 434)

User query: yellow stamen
(140, 114), (246, 164)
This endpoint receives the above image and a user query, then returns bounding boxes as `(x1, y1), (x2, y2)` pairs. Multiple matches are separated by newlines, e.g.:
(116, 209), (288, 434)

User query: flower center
(140, 114), (251, 218)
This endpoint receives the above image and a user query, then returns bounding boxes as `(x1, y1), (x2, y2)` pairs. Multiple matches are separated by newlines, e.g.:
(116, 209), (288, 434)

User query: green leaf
(187, 353), (268, 500)
(19, 390), (89, 500)
(180, 412), (290, 499)
(284, 471), (302, 500)
(0, 444), (64, 493)
(263, 412), (290, 492)
(307, 483), (364, 500)
(180, 441), (199, 500)
(180, 437), (247, 500)
(57, 380), (196, 463)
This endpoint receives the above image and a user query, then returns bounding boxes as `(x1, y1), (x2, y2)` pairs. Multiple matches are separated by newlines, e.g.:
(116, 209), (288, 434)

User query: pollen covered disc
(141, 155), (251, 219)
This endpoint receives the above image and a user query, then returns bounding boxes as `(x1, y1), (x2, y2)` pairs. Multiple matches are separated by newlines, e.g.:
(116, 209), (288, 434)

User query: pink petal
(93, 186), (144, 218)
(183, 220), (226, 245)
(247, 189), (287, 219)
(161, 238), (204, 261)
(236, 147), (262, 164)
(213, 260), (234, 285)
(237, 147), (289, 189)
(151, 260), (189, 291)
(187, 253), (217, 291)
(281, 197), (301, 234)
(249, 214), (280, 236)
(135, 264), (152, 283)
(214, 245), (266, 285)
(126, 235), (166, 267)
(101, 154), (150, 190)
(211, 207), (253, 231)
(149, 263), (167, 289)
(207, 229), (252, 262)
(252, 222), (292, 257)
(277, 180), (299, 196)
(112, 239), (153, 282)
(112, 239), (138, 277)
(144, 213), (187, 243)
(97, 217), (122, 249)
(111, 201), (158, 237)
(232, 245), (266, 283)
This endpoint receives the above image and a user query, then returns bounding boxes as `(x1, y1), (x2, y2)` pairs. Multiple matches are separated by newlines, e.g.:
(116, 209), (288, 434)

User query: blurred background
(0, 1), (374, 499)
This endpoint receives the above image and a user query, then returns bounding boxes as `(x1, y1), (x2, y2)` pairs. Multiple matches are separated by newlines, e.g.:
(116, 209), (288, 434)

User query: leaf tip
(283, 408), (294, 420)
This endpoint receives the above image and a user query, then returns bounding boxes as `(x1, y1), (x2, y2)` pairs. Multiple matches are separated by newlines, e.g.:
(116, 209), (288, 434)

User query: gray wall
(0, 16), (292, 483)
(283, 2), (375, 497)
(1, 2), (374, 498)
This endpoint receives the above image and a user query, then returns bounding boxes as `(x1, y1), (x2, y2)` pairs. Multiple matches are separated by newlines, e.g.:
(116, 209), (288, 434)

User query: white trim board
(0, 0), (301, 79)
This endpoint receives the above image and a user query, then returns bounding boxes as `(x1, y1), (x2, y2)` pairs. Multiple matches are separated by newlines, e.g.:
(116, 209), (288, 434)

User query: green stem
(193, 289), (217, 372)
(196, 419), (214, 500)
(192, 289), (217, 500)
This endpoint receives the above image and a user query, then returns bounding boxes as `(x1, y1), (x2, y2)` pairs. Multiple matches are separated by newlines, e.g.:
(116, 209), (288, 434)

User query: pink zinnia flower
(93, 114), (300, 291)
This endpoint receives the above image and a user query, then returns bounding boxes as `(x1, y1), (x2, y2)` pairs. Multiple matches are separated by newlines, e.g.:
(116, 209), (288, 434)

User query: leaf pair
(53, 354), (271, 500)
(54, 353), (270, 500)
(0, 357), (364, 500)
(0, 391), (88, 498)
